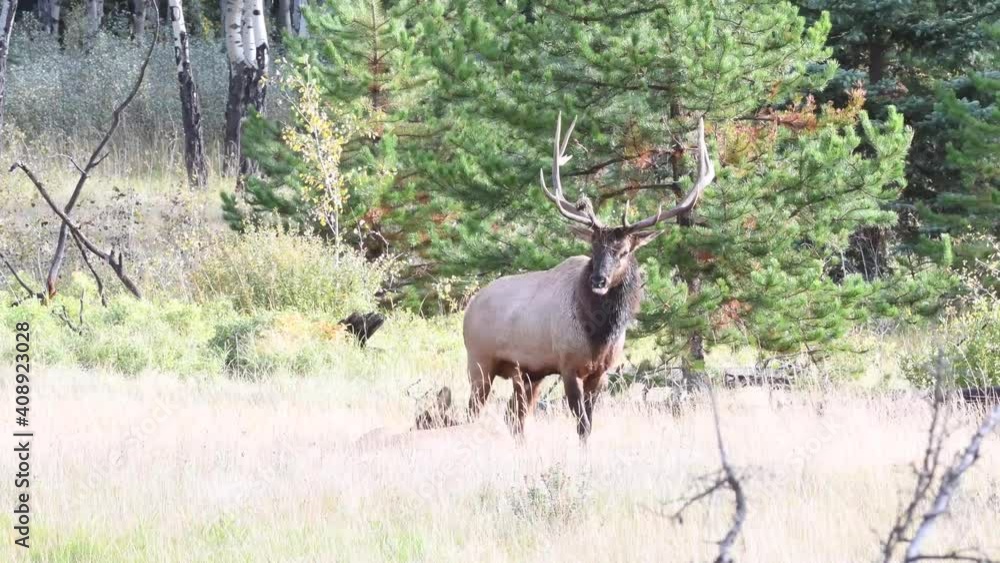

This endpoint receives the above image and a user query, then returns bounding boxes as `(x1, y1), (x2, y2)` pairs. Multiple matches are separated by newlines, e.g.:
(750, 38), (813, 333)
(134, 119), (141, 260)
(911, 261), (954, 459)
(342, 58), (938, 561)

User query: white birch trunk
(291, 0), (307, 37)
(249, 0), (267, 70)
(0, 0), (16, 155)
(132, 0), (147, 42)
(168, 0), (186, 73)
(224, 0), (246, 66)
(50, 0), (61, 35)
(278, 0), (291, 33)
(241, 0), (256, 66)
(223, 0), (248, 174)
(168, 0), (208, 187)
(86, 0), (103, 38)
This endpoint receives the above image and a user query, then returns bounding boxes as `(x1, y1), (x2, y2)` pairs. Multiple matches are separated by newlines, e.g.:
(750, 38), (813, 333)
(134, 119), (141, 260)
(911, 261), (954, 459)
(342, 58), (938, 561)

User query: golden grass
(1, 365), (997, 562)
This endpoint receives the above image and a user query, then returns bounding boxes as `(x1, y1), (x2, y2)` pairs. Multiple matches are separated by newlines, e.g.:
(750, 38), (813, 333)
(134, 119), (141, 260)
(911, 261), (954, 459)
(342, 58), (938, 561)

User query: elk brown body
(463, 113), (716, 441)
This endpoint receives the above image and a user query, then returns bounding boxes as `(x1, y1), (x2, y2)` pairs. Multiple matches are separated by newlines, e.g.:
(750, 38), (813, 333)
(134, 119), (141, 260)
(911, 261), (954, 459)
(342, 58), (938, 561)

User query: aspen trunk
(36, 0), (50, 30)
(291, 0), (307, 37)
(222, 0), (267, 177)
(0, 0), (16, 156)
(50, 0), (61, 36)
(132, 0), (146, 42)
(86, 0), (104, 39)
(278, 0), (291, 33)
(223, 0), (250, 175)
(168, 0), (208, 187)
(239, 0), (267, 176)
(246, 0), (268, 113)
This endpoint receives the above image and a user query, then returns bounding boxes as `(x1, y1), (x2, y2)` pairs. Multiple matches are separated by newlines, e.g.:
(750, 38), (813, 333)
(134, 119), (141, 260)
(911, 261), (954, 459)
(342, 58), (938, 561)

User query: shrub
(190, 229), (388, 318)
(5, 15), (233, 170)
(0, 282), (231, 376)
(903, 241), (1000, 387)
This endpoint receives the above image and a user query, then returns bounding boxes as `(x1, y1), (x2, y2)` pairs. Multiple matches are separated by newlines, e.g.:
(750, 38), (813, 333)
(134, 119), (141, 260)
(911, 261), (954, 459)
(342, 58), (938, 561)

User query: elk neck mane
(573, 256), (643, 355)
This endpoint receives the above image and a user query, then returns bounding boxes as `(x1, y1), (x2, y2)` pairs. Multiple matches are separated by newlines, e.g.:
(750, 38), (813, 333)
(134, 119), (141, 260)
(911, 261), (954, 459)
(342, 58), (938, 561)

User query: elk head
(539, 113), (715, 295)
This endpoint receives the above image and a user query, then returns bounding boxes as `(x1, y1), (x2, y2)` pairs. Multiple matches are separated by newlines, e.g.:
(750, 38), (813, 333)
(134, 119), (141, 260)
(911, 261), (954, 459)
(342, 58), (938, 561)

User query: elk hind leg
(503, 364), (529, 437)
(467, 356), (496, 420)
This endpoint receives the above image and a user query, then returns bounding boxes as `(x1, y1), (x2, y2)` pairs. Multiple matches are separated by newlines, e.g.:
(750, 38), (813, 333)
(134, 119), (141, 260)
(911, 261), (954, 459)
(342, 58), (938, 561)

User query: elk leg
(562, 374), (589, 440)
(467, 358), (495, 419)
(525, 376), (547, 414)
(505, 370), (528, 438)
(582, 373), (608, 438)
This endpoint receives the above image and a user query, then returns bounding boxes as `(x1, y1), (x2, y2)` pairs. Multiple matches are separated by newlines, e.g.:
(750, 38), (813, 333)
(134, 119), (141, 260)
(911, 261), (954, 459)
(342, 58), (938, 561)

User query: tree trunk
(0, 0), (16, 157)
(86, 0), (104, 40)
(168, 0), (208, 187)
(245, 0), (268, 113)
(278, 0), (291, 33)
(869, 35), (886, 85)
(223, 0), (248, 175)
(291, 0), (307, 37)
(132, 0), (146, 42)
(670, 103), (706, 389)
(36, 0), (49, 30)
(222, 0), (267, 178)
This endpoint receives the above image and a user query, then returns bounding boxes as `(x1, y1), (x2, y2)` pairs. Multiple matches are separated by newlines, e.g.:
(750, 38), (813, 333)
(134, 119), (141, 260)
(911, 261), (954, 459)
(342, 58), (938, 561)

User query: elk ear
(569, 224), (592, 242)
(630, 229), (663, 250)
(435, 387), (452, 411)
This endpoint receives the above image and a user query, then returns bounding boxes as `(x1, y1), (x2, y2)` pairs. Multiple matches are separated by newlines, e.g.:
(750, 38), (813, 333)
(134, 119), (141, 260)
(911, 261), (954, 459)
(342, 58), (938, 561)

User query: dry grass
(1, 365), (997, 563)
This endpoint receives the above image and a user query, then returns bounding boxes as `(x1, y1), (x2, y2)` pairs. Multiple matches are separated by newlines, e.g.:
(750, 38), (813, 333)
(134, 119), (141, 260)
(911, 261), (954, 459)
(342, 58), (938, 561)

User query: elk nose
(591, 274), (609, 290)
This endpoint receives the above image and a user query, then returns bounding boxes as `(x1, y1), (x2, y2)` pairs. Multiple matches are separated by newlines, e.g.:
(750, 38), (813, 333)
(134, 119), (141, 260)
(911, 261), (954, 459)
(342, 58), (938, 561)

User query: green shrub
(949, 300), (1000, 385)
(190, 229), (387, 317)
(903, 298), (1000, 388)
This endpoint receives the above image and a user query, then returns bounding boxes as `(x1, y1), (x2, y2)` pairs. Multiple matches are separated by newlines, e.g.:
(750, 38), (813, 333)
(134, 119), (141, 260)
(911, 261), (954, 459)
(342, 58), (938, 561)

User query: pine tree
(230, 0), (447, 260)
(423, 1), (943, 364)
(794, 0), (1000, 282)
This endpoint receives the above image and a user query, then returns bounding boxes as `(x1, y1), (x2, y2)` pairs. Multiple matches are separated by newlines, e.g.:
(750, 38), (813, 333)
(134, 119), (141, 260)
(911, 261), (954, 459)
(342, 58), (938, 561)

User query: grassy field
(1, 78), (997, 563)
(0, 363), (997, 563)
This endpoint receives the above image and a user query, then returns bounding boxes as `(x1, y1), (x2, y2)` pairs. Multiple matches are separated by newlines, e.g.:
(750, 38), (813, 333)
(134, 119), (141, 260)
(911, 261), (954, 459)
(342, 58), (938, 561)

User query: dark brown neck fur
(574, 257), (643, 355)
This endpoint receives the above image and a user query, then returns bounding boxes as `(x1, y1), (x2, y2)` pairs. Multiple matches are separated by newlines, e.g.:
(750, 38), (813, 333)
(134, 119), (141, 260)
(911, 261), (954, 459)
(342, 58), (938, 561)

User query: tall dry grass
(1, 365), (996, 562)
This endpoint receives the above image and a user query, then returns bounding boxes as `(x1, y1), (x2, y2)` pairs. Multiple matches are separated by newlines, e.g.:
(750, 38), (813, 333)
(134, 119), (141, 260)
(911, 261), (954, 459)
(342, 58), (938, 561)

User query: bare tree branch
(9, 161), (142, 299)
(906, 405), (1000, 562)
(43, 0), (159, 297)
(52, 292), (86, 335)
(667, 386), (747, 563)
(882, 352), (1000, 563)
(0, 249), (45, 305)
(881, 366), (950, 563)
(72, 231), (106, 306)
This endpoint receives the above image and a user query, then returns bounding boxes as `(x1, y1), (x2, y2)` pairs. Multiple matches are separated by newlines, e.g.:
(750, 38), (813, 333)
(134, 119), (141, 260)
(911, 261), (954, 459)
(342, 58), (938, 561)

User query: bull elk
(463, 113), (716, 441)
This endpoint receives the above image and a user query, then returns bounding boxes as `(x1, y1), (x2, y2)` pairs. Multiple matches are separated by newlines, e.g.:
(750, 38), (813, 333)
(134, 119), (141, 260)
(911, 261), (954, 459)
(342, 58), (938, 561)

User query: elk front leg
(562, 374), (589, 441)
(583, 373), (608, 438)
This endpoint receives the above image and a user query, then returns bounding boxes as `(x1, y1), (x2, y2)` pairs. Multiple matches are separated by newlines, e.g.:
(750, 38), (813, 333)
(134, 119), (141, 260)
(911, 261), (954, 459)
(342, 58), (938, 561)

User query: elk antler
(540, 112), (603, 228)
(623, 117), (715, 232)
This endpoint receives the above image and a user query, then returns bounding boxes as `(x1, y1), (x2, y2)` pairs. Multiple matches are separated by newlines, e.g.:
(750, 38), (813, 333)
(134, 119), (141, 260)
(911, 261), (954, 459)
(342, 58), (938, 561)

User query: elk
(355, 386), (509, 450)
(463, 113), (716, 441)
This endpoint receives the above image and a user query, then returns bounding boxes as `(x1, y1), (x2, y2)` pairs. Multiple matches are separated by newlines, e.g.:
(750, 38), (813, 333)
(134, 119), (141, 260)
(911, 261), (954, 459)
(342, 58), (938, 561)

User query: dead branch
(9, 161), (142, 299)
(669, 386), (747, 563)
(72, 231), (106, 306)
(0, 249), (45, 305)
(52, 293), (86, 335)
(881, 352), (1000, 563)
(881, 357), (951, 563)
(905, 405), (1000, 562)
(42, 0), (159, 297)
